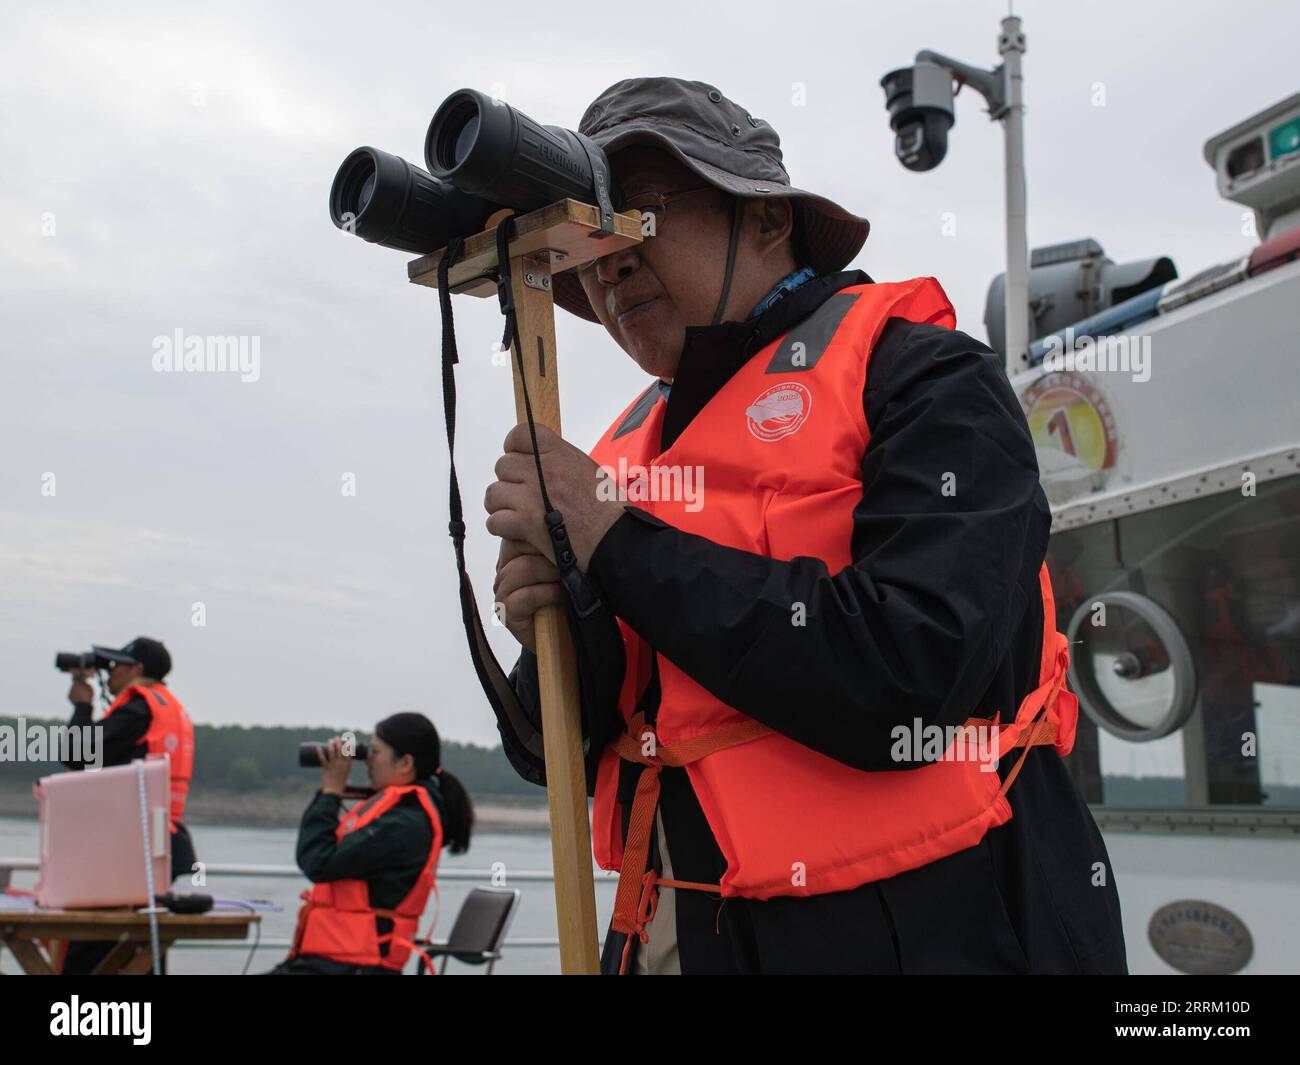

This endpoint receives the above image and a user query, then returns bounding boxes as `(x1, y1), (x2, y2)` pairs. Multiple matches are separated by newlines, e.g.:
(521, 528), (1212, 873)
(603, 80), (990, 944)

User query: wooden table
(1, 909), (259, 975)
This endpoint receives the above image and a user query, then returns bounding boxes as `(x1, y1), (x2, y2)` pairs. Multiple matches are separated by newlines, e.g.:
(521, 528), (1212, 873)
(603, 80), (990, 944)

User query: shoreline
(0, 786), (551, 834)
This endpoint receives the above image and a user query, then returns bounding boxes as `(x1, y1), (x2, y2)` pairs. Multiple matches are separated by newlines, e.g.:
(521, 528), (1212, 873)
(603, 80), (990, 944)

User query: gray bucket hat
(553, 77), (871, 322)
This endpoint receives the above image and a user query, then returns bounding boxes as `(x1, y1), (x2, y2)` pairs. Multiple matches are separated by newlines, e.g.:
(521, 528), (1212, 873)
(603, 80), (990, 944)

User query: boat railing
(0, 857), (618, 954)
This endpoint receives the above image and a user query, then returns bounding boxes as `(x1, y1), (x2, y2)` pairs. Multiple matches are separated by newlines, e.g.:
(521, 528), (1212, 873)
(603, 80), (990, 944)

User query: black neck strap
(434, 221), (618, 779)
(436, 236), (545, 767)
(710, 197), (744, 326)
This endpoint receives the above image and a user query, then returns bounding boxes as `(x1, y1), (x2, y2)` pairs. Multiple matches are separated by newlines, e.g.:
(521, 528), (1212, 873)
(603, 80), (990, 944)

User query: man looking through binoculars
(57, 636), (197, 974)
(481, 77), (1127, 977)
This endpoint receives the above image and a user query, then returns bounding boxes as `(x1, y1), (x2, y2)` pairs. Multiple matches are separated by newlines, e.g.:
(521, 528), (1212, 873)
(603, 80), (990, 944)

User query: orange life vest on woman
(587, 278), (1080, 971)
(290, 784), (444, 972)
(105, 683), (195, 828)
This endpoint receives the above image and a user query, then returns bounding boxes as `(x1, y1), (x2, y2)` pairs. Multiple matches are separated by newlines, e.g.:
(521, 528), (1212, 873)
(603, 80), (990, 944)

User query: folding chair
(415, 886), (521, 974)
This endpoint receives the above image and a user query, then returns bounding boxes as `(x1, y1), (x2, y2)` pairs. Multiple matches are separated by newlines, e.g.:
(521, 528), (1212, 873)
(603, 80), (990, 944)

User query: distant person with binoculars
(272, 712), (473, 975)
(57, 636), (196, 974)
(475, 77), (1127, 975)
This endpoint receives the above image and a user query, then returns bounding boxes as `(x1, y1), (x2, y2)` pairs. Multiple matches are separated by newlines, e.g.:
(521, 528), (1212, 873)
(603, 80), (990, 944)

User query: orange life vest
(289, 784), (444, 972)
(105, 683), (195, 828)
(587, 278), (1080, 972)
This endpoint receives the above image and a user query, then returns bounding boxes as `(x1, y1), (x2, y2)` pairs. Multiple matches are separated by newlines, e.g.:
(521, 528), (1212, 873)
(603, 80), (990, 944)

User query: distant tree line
(0, 716), (537, 799)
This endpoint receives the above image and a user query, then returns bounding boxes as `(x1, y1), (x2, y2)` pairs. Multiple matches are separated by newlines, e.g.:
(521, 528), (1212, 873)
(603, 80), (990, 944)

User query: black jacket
(64, 696), (151, 769)
(507, 271), (1128, 974)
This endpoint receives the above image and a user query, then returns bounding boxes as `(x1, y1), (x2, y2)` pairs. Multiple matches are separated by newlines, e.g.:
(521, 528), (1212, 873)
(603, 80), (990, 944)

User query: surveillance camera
(892, 119), (950, 172)
(880, 62), (955, 172)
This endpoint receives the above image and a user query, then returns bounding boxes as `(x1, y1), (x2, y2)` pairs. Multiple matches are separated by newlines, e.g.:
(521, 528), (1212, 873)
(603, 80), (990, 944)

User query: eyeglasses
(574, 186), (719, 275)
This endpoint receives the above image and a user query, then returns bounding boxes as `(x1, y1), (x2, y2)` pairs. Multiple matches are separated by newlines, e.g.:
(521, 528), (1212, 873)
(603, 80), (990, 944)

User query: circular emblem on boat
(1020, 371), (1122, 504)
(1148, 899), (1253, 974)
(164, 733), (178, 752)
(746, 382), (812, 442)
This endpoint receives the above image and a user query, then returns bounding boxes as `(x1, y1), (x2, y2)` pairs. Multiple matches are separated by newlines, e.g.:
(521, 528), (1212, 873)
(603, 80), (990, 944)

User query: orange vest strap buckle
(610, 714), (769, 974)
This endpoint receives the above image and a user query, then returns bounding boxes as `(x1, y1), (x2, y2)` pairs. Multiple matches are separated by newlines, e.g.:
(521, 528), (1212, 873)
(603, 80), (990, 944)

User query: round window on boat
(1065, 591), (1198, 741)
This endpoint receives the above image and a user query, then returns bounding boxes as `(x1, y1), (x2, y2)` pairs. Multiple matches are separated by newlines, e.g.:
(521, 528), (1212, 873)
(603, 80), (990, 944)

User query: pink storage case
(33, 757), (172, 908)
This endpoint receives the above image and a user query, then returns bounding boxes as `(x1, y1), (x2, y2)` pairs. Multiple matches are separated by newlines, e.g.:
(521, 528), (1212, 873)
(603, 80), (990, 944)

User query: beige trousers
(632, 808), (682, 975)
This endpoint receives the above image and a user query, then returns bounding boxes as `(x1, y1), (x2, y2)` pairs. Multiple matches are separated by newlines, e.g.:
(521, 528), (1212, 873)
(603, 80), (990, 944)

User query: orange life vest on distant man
(105, 682), (195, 829)
(587, 278), (1080, 972)
(290, 784), (444, 972)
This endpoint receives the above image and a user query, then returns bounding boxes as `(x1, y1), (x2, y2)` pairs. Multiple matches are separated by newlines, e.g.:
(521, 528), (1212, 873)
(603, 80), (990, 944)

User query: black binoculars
(298, 741), (369, 768)
(329, 88), (616, 255)
(54, 647), (135, 673)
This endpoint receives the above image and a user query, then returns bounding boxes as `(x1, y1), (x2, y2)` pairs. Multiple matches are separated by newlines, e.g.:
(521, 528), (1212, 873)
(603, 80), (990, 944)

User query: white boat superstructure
(1001, 95), (1300, 975)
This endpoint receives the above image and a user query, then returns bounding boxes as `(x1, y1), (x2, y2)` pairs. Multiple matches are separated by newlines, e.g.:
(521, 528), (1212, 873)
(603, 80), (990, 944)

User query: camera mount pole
(995, 15), (1029, 374)
(916, 13), (1030, 371)
(410, 200), (642, 974)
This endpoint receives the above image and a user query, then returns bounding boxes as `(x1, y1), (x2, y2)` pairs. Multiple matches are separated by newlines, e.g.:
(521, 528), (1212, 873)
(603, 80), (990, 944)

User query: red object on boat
(1248, 225), (1300, 277)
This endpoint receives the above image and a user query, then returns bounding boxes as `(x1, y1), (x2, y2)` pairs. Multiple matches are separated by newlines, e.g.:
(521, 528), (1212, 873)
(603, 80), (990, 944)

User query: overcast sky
(1, 0), (1295, 747)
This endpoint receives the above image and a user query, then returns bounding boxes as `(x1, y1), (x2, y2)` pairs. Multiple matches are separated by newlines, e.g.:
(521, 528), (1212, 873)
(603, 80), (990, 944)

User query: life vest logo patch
(746, 382), (812, 442)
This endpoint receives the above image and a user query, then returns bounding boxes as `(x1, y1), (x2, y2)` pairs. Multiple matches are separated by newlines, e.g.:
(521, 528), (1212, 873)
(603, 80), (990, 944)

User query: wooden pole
(505, 252), (600, 974)
(410, 201), (642, 975)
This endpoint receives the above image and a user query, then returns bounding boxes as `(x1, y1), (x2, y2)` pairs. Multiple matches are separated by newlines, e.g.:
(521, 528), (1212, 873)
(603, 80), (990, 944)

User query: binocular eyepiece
(298, 741), (369, 768)
(329, 88), (616, 255)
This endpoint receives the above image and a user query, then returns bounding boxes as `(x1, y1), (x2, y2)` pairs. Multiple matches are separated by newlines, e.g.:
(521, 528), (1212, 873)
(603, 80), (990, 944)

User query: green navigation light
(1268, 115), (1300, 160)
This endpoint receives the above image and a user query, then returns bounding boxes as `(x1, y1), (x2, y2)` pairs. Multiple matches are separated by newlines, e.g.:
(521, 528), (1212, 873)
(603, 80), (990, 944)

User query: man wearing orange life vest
(61, 635), (196, 974)
(484, 78), (1127, 974)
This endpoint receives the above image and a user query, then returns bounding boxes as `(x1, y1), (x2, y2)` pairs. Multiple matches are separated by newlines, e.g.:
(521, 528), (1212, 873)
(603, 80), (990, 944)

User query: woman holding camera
(272, 712), (473, 975)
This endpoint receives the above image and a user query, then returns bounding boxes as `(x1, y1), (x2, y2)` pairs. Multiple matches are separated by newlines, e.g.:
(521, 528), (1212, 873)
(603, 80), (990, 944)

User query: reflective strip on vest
(588, 278), (1079, 901)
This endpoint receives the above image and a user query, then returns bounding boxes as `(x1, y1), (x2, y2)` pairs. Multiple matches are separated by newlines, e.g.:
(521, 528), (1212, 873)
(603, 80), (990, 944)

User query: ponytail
(435, 769), (474, 854)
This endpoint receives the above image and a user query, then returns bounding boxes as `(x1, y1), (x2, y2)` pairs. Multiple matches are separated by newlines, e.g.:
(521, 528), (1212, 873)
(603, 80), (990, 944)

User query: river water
(0, 816), (618, 975)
